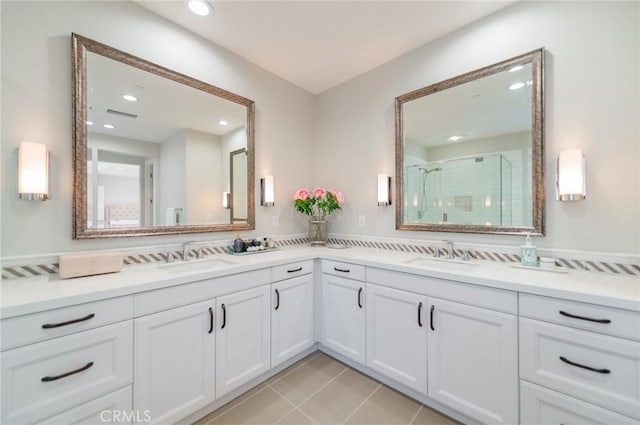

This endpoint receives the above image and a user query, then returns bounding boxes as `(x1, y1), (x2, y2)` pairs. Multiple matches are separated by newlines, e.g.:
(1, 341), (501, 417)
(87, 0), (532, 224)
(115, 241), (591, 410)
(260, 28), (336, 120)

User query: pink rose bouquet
(294, 187), (344, 216)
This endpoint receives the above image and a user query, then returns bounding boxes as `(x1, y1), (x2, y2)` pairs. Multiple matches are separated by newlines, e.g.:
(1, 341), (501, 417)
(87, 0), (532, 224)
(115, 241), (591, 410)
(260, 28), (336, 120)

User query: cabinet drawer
(520, 318), (640, 419)
(520, 381), (637, 425)
(1, 321), (133, 424)
(520, 293), (640, 341)
(36, 385), (133, 425)
(322, 260), (365, 281)
(272, 260), (313, 282)
(1, 296), (133, 351)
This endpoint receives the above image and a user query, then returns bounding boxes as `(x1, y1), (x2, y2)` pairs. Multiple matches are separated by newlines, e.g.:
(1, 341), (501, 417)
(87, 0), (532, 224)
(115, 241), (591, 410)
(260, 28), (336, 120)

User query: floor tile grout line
(340, 383), (382, 425)
(295, 407), (320, 425)
(268, 351), (322, 386)
(202, 384), (270, 424)
(267, 363), (349, 409)
(408, 404), (424, 425)
(203, 352), (320, 424)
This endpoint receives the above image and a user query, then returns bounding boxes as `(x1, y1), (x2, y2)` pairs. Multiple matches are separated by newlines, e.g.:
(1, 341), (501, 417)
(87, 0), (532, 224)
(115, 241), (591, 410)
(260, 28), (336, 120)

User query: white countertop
(1, 245), (639, 319)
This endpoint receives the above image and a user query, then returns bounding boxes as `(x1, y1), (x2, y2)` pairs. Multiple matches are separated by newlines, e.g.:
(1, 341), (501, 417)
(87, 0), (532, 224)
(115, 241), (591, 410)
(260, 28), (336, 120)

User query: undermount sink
(160, 257), (237, 274)
(403, 257), (479, 272)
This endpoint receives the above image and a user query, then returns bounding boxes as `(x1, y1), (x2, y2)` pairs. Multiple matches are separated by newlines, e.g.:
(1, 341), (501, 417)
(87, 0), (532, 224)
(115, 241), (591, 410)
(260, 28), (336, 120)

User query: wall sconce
(222, 191), (231, 209)
(18, 141), (49, 201)
(557, 149), (586, 201)
(260, 175), (275, 207)
(377, 174), (392, 206)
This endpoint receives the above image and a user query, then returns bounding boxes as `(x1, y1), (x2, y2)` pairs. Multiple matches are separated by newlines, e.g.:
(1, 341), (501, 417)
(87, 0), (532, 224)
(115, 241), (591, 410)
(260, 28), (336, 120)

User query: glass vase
(309, 215), (329, 246)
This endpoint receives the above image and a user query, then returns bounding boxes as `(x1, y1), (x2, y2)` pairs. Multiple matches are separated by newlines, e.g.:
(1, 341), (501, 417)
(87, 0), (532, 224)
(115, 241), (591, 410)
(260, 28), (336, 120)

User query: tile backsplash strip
(2, 234), (639, 280)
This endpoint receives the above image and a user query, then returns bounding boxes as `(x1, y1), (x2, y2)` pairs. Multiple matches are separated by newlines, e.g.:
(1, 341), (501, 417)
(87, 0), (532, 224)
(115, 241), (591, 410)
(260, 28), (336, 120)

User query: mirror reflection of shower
(418, 166), (442, 219)
(404, 154), (513, 225)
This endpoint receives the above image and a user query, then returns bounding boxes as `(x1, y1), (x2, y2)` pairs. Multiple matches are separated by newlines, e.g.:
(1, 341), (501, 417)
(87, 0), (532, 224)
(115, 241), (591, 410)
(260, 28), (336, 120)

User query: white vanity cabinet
(271, 261), (315, 368)
(519, 294), (640, 422)
(133, 299), (216, 425)
(215, 285), (271, 398)
(366, 267), (519, 425)
(0, 297), (133, 425)
(321, 261), (366, 364)
(427, 297), (518, 424)
(365, 283), (427, 394)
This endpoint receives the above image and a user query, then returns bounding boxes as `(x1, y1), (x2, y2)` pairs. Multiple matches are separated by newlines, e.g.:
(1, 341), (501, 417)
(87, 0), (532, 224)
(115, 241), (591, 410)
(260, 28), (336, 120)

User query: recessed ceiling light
(508, 82), (526, 90)
(218, 120), (229, 126)
(86, 121), (93, 126)
(509, 65), (524, 73)
(447, 135), (464, 142)
(122, 94), (138, 102)
(187, 0), (212, 16)
(104, 124), (115, 129)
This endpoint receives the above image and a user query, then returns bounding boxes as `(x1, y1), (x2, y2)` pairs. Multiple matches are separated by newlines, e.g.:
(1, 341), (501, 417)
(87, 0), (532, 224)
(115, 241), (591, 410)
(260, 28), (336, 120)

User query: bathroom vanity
(1, 246), (638, 425)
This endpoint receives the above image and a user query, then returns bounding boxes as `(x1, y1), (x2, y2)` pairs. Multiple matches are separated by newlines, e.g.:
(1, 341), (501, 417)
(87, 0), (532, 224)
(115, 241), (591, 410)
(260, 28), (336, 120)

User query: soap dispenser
(521, 233), (538, 267)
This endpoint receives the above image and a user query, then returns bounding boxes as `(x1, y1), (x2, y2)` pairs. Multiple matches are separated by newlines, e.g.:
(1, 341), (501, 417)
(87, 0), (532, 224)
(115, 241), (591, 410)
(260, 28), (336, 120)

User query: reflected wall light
(260, 176), (275, 207)
(222, 191), (231, 209)
(18, 141), (49, 201)
(377, 174), (392, 206)
(557, 149), (586, 201)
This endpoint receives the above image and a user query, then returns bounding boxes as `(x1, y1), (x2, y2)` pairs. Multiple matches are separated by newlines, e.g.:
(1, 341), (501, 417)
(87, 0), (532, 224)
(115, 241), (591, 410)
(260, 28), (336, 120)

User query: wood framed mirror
(72, 34), (255, 238)
(395, 48), (545, 235)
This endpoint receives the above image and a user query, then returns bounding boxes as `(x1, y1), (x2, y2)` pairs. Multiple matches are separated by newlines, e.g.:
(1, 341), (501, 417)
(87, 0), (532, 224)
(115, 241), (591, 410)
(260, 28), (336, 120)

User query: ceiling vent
(106, 109), (138, 119)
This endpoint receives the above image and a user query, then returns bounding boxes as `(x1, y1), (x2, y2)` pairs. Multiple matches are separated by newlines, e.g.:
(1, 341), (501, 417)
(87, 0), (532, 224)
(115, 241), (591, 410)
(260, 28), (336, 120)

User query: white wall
(313, 1), (639, 255)
(1, 0), (314, 256)
(184, 129), (223, 225)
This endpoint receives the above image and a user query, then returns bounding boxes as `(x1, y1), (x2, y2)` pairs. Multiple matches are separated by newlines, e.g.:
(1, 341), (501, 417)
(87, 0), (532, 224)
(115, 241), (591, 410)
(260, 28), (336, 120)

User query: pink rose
(335, 191), (345, 203)
(294, 188), (310, 201)
(313, 187), (326, 198)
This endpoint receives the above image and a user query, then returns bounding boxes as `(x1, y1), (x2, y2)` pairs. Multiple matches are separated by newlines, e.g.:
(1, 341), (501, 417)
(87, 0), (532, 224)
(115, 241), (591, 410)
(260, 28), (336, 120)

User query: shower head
(420, 167), (442, 175)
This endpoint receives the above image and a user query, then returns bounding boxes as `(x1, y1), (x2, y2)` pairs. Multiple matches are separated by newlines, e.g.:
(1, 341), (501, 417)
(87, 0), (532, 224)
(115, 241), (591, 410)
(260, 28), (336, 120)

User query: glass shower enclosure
(404, 154), (512, 226)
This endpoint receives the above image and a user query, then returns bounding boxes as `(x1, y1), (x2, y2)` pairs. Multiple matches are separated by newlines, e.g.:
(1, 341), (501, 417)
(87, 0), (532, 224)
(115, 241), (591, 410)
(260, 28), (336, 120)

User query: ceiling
(135, 1), (517, 94)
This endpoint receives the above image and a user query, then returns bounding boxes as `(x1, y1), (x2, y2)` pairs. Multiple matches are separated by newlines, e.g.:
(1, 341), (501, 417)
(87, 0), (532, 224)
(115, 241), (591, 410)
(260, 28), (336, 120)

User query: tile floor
(194, 352), (458, 425)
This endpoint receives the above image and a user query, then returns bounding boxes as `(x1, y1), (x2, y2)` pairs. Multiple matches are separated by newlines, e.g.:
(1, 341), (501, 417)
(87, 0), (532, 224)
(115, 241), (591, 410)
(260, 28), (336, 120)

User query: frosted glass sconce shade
(377, 174), (392, 206)
(260, 176), (275, 206)
(557, 149), (586, 201)
(18, 141), (49, 201)
(222, 191), (231, 209)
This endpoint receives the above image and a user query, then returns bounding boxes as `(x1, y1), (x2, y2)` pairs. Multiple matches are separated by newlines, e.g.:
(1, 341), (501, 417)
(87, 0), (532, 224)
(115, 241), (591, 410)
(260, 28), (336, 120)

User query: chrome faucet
(442, 240), (454, 260)
(182, 241), (196, 261)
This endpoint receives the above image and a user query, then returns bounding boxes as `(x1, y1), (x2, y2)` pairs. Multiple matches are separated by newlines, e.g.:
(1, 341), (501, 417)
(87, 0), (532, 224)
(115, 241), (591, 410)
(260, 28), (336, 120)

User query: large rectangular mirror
(72, 34), (255, 238)
(396, 48), (544, 235)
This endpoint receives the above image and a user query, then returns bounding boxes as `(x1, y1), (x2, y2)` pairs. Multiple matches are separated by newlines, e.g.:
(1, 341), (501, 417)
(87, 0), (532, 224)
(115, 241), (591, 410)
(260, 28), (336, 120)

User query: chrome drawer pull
(559, 356), (610, 374)
(42, 313), (95, 329)
(334, 267), (350, 273)
(41, 362), (94, 382)
(559, 310), (611, 324)
(287, 267), (303, 273)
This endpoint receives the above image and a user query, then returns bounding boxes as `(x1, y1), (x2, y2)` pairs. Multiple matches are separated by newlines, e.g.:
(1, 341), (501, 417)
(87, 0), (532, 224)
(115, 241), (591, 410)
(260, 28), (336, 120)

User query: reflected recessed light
(218, 120), (229, 126)
(509, 65), (524, 73)
(508, 82), (526, 90)
(122, 94), (138, 102)
(447, 135), (464, 142)
(187, 0), (212, 16)
(104, 124), (115, 129)
(86, 121), (93, 126)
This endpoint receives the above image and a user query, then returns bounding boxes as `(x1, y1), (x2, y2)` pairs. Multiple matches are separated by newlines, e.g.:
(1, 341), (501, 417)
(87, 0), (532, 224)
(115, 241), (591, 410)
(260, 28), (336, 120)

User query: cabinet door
(216, 285), (271, 398)
(134, 299), (215, 425)
(271, 275), (314, 367)
(366, 283), (427, 394)
(428, 297), (518, 425)
(321, 275), (365, 363)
